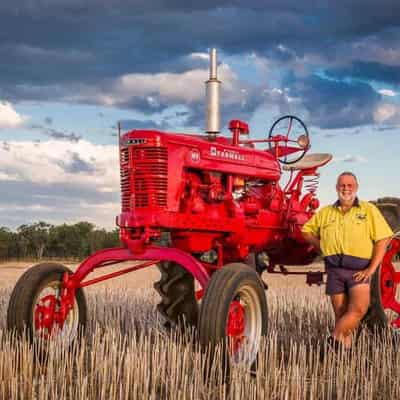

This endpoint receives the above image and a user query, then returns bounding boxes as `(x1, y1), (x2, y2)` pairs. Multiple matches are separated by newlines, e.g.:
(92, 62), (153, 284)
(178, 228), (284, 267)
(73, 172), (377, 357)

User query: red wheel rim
(33, 280), (79, 340)
(380, 238), (400, 328)
(34, 294), (59, 338)
(226, 299), (246, 354)
(224, 284), (263, 366)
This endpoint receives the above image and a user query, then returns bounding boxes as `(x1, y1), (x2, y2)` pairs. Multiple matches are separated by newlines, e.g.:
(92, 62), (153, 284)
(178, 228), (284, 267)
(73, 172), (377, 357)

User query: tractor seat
(282, 153), (333, 171)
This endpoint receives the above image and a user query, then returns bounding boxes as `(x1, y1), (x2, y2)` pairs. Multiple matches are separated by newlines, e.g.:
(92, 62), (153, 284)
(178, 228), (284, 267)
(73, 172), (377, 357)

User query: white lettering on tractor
(209, 146), (245, 161)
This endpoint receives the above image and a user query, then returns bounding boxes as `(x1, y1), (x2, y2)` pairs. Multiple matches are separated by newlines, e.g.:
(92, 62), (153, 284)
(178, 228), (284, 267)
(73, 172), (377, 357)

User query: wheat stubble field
(0, 261), (399, 400)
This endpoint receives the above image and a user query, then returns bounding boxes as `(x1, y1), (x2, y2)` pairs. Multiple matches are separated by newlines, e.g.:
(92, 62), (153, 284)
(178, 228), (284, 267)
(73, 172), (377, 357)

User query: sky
(0, 1), (400, 229)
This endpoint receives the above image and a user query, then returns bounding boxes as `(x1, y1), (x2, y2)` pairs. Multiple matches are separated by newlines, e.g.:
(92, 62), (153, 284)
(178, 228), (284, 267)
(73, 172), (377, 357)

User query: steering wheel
(268, 115), (310, 164)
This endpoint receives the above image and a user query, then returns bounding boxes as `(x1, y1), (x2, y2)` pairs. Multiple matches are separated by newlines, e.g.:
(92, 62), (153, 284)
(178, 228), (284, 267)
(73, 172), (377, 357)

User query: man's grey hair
(336, 171), (358, 184)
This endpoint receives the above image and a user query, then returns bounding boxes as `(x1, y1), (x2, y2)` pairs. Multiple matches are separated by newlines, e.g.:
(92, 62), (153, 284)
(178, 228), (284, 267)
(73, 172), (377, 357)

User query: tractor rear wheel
(154, 262), (198, 329)
(362, 238), (400, 331)
(7, 263), (87, 342)
(373, 197), (400, 232)
(198, 263), (267, 376)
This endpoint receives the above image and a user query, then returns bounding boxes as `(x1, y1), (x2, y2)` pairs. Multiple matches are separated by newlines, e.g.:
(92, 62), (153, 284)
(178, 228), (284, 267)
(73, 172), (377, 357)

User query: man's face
(336, 175), (358, 203)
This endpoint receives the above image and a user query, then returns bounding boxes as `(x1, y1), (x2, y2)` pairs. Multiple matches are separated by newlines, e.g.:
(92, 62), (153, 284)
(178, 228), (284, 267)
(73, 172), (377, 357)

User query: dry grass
(0, 262), (399, 399)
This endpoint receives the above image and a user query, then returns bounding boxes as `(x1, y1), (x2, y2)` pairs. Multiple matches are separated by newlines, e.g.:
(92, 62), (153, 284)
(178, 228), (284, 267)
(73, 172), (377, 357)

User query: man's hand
(353, 237), (391, 282)
(353, 267), (375, 282)
(302, 232), (321, 253)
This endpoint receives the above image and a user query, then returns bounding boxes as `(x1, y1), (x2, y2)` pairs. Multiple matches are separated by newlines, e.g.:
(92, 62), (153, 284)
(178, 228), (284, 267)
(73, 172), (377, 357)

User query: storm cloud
(1, 0), (400, 229)
(289, 75), (382, 129)
(0, 0), (399, 133)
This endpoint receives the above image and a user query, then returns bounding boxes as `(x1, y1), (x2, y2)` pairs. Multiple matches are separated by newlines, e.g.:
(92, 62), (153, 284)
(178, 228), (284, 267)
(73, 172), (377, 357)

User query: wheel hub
(34, 294), (60, 336)
(33, 277), (76, 339)
(226, 299), (246, 354)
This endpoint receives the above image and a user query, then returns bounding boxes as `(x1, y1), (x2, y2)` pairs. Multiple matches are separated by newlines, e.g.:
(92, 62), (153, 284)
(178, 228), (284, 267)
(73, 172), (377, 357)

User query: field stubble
(0, 262), (399, 399)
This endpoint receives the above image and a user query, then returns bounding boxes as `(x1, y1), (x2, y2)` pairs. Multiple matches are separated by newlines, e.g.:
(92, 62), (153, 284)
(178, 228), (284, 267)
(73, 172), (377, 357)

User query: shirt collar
(333, 197), (360, 208)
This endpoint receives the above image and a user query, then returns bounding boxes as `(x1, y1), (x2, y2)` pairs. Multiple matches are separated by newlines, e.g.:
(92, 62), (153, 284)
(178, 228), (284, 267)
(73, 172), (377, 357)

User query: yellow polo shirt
(302, 199), (393, 260)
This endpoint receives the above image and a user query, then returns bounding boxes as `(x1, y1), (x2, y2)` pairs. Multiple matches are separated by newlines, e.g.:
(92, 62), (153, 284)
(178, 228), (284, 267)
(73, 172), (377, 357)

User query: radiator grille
(119, 146), (168, 212)
(133, 147), (168, 208)
(120, 146), (130, 212)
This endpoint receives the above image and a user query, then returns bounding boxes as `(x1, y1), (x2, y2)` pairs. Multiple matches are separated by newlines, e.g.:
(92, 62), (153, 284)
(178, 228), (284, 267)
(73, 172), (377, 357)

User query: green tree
(17, 222), (52, 259)
(1, 221), (119, 260)
(0, 227), (13, 259)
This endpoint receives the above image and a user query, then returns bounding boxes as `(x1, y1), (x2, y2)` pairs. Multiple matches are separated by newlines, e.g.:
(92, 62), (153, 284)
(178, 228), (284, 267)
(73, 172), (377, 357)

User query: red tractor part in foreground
(363, 233), (400, 330)
(7, 49), (400, 372)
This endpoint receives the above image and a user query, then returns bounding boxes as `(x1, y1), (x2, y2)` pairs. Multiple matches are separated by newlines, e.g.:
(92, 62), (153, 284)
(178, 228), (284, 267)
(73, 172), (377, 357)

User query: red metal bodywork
(116, 126), (319, 267)
(36, 119), (331, 333)
(379, 237), (400, 328)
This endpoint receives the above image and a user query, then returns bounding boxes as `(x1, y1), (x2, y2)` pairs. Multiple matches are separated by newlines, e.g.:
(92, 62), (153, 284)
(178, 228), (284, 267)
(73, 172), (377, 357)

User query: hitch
(306, 271), (324, 286)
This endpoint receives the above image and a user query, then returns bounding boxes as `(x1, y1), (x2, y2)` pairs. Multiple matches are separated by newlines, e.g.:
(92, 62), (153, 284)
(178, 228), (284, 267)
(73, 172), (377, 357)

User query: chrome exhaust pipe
(205, 48), (221, 138)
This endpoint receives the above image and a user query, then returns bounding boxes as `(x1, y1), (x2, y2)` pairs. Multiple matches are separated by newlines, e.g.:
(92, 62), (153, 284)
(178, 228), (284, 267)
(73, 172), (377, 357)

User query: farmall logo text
(210, 146), (245, 161)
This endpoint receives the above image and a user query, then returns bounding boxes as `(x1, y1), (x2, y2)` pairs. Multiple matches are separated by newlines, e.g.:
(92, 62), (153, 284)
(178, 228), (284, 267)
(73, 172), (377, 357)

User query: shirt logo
(356, 213), (367, 220)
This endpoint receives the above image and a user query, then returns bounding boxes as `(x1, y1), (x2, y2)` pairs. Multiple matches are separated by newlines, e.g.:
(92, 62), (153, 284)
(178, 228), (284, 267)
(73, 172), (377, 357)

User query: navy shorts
(325, 266), (371, 295)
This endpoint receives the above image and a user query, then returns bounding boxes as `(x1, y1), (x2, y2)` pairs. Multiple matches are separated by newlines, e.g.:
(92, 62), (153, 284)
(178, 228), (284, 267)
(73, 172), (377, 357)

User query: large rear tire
(198, 263), (268, 377)
(154, 262), (198, 329)
(374, 198), (400, 232)
(363, 238), (400, 331)
(7, 263), (87, 342)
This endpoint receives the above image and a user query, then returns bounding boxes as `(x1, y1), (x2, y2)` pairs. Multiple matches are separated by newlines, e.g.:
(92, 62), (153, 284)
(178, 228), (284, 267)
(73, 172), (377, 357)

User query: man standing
(302, 171), (393, 348)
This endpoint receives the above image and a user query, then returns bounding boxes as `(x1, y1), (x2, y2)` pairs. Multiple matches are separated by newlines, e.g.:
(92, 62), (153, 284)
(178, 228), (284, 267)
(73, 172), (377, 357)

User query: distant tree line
(0, 221), (120, 261)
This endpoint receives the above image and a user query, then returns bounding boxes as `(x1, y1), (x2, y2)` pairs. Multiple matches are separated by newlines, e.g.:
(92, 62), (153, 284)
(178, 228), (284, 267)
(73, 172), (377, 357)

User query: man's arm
(353, 203), (394, 282)
(353, 237), (391, 282)
(301, 211), (322, 253)
(302, 232), (321, 253)
(369, 237), (391, 272)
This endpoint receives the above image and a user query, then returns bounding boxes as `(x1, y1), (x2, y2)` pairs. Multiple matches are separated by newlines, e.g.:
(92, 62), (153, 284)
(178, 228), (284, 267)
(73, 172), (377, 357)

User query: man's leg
(333, 283), (370, 347)
(326, 266), (353, 347)
(330, 292), (351, 347)
(331, 292), (348, 322)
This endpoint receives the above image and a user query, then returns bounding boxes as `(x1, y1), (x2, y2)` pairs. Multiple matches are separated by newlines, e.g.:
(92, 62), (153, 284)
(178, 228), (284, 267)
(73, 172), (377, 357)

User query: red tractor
(7, 49), (400, 370)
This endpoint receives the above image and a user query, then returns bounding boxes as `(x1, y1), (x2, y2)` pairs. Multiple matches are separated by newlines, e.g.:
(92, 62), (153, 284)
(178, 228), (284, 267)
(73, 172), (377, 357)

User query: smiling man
(302, 171), (393, 348)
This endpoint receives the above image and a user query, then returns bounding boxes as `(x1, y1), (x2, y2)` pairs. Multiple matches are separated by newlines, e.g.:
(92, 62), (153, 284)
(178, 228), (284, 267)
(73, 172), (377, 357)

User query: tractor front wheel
(198, 263), (267, 375)
(7, 263), (87, 343)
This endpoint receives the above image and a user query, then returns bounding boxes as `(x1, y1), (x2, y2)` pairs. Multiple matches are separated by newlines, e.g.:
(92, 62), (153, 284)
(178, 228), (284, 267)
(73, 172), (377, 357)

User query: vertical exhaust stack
(206, 48), (221, 139)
